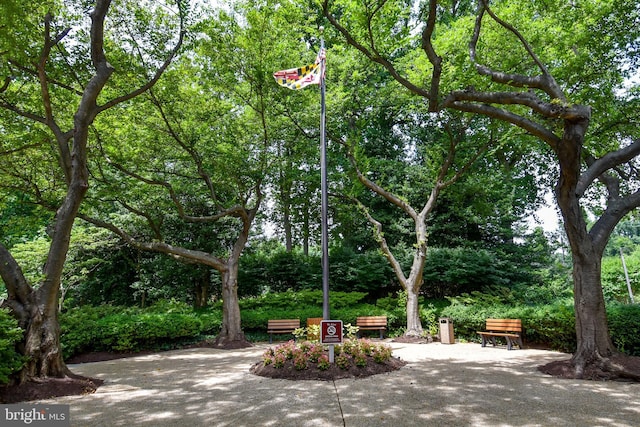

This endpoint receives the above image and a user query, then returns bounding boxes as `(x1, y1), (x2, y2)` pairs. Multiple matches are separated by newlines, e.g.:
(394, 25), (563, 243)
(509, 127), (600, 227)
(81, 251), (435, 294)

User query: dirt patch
(250, 354), (407, 381)
(0, 376), (103, 404)
(391, 335), (433, 344)
(539, 354), (640, 381)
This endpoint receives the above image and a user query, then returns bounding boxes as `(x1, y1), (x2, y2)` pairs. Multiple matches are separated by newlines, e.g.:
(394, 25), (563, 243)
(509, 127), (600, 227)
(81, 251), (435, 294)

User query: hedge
(440, 300), (640, 356)
(60, 301), (222, 359)
(0, 308), (25, 385)
(59, 294), (640, 359)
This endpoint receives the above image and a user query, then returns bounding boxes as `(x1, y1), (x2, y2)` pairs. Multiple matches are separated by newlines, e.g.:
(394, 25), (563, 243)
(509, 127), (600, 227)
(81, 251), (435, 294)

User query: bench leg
(506, 337), (513, 350)
(379, 330), (383, 339)
(269, 333), (273, 344)
(481, 336), (487, 347)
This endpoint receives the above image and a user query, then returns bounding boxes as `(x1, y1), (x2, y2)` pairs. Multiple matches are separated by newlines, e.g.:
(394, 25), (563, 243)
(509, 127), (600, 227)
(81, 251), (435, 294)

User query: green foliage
(239, 289), (346, 310)
(441, 291), (640, 356)
(0, 192), (52, 248)
(420, 303), (440, 337)
(422, 247), (508, 297)
(607, 304), (640, 356)
(238, 247), (322, 296)
(601, 248), (640, 303)
(238, 290), (386, 335)
(238, 244), (397, 296)
(0, 309), (25, 385)
(60, 300), (222, 359)
(441, 295), (577, 352)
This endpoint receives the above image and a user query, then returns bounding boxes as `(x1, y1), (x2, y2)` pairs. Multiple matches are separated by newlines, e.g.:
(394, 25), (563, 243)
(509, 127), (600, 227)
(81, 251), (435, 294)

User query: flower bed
(250, 339), (406, 381)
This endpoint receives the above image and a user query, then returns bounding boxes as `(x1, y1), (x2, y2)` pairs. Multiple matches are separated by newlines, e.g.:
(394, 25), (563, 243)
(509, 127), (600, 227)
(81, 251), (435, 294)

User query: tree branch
(577, 139), (640, 197)
(342, 139), (419, 221)
(351, 197), (408, 287)
(96, 0), (187, 113)
(476, 0), (565, 100)
(76, 214), (228, 272)
(590, 189), (640, 255)
(422, 0), (443, 111)
(322, 0), (431, 99)
(0, 243), (33, 325)
(443, 97), (561, 147)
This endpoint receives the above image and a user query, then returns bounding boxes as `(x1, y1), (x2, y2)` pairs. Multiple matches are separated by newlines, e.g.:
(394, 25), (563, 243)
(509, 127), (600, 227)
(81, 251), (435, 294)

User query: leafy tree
(0, 0), (186, 383)
(341, 105), (488, 336)
(323, 0), (640, 378)
(75, 0), (320, 347)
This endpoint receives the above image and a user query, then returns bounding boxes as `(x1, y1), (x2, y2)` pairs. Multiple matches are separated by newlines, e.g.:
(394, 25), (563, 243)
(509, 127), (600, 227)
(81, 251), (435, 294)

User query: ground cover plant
(250, 338), (406, 381)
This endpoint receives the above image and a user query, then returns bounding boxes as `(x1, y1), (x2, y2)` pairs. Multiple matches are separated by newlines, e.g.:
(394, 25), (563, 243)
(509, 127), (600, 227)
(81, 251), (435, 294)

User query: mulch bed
(250, 354), (407, 381)
(0, 376), (103, 404)
(539, 354), (640, 381)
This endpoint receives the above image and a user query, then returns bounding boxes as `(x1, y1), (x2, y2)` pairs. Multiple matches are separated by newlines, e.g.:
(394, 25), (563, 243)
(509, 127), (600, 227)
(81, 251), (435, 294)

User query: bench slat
(267, 319), (300, 343)
(356, 316), (387, 339)
(356, 316), (387, 326)
(478, 318), (523, 350)
(485, 319), (521, 332)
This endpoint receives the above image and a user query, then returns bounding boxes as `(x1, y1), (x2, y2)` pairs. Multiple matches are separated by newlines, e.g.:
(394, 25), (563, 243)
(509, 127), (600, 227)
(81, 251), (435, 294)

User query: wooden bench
(477, 319), (523, 350)
(356, 316), (387, 339)
(267, 319), (300, 343)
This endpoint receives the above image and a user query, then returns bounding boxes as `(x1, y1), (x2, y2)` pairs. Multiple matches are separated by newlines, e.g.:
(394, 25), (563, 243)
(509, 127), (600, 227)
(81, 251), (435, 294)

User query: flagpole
(319, 30), (330, 321)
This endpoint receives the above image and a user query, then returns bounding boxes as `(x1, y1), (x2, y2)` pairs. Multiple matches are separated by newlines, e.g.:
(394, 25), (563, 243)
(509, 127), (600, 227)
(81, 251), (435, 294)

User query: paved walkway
(44, 342), (640, 426)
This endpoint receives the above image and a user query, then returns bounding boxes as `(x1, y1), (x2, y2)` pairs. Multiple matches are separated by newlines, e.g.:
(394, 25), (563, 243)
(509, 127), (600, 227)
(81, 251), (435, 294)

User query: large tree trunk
(555, 113), (616, 377)
(21, 296), (70, 382)
(213, 261), (252, 349)
(571, 259), (615, 373)
(213, 210), (256, 349)
(1, 0), (185, 387)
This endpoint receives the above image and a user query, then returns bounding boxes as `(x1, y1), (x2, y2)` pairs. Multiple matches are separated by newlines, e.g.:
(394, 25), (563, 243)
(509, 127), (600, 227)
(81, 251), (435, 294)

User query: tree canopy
(2, 0), (640, 381)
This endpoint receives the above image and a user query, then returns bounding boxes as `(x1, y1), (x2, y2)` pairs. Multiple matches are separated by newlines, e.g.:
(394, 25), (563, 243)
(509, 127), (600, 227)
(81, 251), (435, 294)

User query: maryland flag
(273, 49), (325, 90)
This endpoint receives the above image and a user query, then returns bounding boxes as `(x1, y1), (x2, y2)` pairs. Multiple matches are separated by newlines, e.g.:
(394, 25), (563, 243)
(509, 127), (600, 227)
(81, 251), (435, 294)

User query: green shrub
(240, 290), (368, 311)
(94, 312), (203, 352)
(0, 309), (25, 384)
(608, 303), (640, 356)
(60, 301), (221, 359)
(440, 291), (640, 356)
(60, 304), (125, 358)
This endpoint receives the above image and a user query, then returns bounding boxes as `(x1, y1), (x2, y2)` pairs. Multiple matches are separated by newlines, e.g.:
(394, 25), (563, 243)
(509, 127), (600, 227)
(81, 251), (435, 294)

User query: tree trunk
(213, 261), (252, 348)
(571, 258), (615, 375)
(283, 194), (293, 253)
(193, 267), (209, 308)
(405, 287), (423, 337)
(555, 113), (616, 377)
(21, 296), (70, 382)
(302, 200), (310, 256)
(403, 214), (429, 337)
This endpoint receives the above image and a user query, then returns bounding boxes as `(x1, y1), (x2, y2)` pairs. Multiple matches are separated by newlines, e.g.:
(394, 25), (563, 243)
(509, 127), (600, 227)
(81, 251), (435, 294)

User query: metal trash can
(439, 317), (455, 344)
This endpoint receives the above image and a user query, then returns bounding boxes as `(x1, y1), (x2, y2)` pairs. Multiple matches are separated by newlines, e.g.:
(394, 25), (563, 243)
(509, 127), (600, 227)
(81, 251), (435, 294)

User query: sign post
(320, 320), (343, 363)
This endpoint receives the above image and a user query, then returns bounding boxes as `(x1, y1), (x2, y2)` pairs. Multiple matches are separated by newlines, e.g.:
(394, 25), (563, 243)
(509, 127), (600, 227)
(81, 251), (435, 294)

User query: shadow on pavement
(45, 343), (640, 427)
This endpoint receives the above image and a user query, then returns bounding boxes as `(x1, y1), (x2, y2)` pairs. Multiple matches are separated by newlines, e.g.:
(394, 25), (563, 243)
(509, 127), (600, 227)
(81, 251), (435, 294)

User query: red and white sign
(320, 320), (343, 344)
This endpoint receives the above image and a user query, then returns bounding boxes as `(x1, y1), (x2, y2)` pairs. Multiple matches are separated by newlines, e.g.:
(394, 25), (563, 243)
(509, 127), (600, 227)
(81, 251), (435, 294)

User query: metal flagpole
(319, 29), (330, 321)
